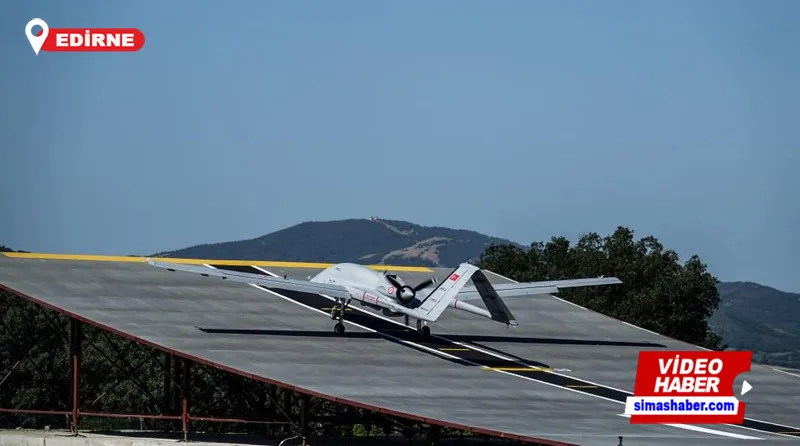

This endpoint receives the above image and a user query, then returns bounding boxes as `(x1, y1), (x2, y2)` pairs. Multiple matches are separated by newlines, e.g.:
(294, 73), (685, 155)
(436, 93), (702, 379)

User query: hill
(151, 218), (519, 267)
(0, 245), (26, 253)
(710, 282), (800, 368)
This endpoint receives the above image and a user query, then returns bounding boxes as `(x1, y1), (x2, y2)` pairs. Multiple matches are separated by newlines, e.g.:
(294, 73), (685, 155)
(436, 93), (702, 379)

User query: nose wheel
(331, 298), (351, 336)
(416, 319), (431, 339)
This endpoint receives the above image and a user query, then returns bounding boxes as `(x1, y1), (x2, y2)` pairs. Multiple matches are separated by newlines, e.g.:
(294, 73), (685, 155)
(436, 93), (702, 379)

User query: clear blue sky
(1, 1), (798, 292)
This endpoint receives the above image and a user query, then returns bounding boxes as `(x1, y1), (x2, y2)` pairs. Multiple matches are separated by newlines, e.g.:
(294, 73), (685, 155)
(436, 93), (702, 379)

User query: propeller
(385, 274), (437, 303)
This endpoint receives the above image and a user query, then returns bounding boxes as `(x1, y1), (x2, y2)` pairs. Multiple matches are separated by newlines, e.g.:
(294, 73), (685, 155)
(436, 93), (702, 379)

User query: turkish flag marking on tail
(449, 273), (460, 281)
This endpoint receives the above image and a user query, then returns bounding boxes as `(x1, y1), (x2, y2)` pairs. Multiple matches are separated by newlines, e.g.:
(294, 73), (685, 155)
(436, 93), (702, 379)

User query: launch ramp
(1, 253), (799, 446)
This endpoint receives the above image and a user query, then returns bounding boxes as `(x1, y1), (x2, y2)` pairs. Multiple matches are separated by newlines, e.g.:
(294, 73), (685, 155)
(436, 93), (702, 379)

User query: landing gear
(331, 298), (351, 336)
(416, 319), (431, 339)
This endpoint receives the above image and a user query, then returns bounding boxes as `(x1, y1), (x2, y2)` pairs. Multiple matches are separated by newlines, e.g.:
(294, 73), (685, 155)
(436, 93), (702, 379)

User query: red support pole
(182, 398), (188, 440)
(181, 358), (190, 441)
(70, 318), (82, 434)
(163, 353), (172, 414)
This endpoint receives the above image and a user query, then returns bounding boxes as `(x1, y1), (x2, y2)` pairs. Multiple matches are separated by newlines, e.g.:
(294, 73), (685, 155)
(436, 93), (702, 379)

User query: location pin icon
(25, 18), (49, 55)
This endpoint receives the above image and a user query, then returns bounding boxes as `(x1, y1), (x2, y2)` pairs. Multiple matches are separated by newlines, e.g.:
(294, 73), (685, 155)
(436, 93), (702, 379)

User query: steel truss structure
(0, 289), (523, 445)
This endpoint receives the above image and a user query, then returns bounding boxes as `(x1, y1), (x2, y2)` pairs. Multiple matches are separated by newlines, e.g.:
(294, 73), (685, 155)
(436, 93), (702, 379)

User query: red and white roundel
(387, 287), (395, 294)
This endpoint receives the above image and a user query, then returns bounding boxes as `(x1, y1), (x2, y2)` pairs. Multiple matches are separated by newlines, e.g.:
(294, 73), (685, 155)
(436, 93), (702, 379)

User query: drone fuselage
(308, 262), (493, 321)
(309, 263), (419, 306)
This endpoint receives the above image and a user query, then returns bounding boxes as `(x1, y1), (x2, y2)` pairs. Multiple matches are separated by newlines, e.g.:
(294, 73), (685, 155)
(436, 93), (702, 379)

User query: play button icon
(741, 380), (752, 395)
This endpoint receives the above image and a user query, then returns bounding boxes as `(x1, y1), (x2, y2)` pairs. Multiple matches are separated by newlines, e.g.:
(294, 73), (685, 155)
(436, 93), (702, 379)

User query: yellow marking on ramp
(3, 252), (146, 262)
(567, 385), (598, 389)
(362, 264), (433, 272)
(439, 347), (470, 351)
(1, 252), (434, 272)
(481, 366), (551, 372)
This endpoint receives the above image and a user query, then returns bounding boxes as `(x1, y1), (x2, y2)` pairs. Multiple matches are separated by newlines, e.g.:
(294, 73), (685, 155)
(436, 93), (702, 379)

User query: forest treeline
(0, 226), (725, 435)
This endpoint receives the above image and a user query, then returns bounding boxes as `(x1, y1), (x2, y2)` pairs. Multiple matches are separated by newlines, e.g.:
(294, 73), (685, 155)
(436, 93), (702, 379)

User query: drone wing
(145, 259), (352, 299)
(456, 276), (622, 301)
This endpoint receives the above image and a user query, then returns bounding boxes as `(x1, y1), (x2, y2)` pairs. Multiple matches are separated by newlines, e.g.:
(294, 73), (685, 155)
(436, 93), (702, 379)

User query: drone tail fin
(412, 263), (479, 322)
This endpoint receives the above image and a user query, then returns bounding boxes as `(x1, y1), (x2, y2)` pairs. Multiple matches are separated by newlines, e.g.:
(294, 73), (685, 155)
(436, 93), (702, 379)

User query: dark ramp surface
(256, 263), (800, 443)
(0, 256), (796, 446)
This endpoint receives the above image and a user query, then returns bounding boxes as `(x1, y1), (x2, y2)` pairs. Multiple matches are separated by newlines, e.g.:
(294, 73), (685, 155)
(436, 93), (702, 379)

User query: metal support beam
(268, 386), (276, 437)
(181, 358), (190, 441)
(70, 318), (81, 434)
(172, 355), (181, 414)
(299, 394), (307, 446)
(283, 387), (292, 436)
(163, 353), (172, 416)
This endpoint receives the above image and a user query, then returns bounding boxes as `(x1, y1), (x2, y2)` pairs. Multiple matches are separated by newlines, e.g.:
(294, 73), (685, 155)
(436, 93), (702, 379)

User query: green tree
(477, 226), (725, 350)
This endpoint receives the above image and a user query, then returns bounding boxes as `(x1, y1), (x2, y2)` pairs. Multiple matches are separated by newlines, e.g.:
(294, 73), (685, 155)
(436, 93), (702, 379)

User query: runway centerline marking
(200, 263), (778, 441)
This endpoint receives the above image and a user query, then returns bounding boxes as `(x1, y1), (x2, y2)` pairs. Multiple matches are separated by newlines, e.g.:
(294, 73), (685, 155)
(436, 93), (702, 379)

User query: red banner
(625, 350), (752, 424)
